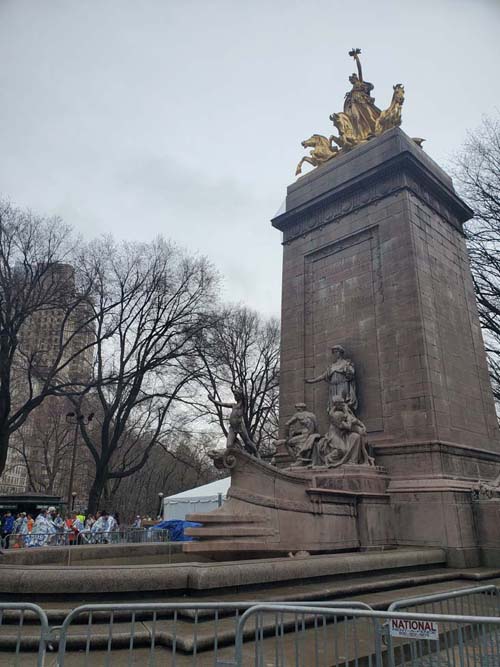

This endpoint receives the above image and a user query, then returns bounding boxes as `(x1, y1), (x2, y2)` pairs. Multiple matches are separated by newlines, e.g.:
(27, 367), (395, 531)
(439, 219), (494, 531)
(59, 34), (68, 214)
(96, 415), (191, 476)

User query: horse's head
(332, 112), (351, 134)
(392, 84), (405, 105)
(301, 134), (323, 149)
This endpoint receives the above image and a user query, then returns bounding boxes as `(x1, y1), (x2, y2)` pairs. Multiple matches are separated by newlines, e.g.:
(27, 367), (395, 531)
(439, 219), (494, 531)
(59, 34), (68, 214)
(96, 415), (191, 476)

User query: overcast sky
(1, 0), (499, 316)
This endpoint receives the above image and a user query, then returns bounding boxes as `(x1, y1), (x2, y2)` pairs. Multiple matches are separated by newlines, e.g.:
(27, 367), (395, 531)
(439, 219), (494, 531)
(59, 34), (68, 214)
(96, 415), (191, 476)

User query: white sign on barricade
(390, 618), (439, 641)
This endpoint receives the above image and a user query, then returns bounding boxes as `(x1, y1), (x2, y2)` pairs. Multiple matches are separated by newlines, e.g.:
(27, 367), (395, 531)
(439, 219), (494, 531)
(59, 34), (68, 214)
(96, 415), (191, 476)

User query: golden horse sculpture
(295, 49), (423, 177)
(295, 135), (339, 176)
(375, 83), (404, 135)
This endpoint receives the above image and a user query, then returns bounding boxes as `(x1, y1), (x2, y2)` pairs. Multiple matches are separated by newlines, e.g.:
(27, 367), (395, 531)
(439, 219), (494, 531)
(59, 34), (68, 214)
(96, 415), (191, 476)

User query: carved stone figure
(284, 403), (321, 463)
(305, 345), (358, 413)
(208, 387), (259, 457)
(295, 134), (339, 176)
(314, 397), (374, 468)
(295, 48), (422, 175)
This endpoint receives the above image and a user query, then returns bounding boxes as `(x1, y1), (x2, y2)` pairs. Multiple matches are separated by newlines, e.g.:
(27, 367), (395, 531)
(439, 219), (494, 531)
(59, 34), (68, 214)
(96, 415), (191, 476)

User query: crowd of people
(0, 508), (125, 548)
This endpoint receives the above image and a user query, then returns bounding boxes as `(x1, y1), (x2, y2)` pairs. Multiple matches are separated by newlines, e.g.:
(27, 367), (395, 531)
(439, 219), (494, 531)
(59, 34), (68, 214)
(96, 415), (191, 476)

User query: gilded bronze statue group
(295, 48), (422, 176)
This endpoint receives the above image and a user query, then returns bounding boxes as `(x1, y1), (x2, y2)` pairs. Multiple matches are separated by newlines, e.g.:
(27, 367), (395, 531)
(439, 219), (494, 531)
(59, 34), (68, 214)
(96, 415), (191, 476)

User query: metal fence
(387, 584), (500, 617)
(386, 585), (500, 667)
(2, 527), (170, 549)
(77, 527), (170, 545)
(234, 602), (383, 667)
(0, 602), (50, 667)
(0, 587), (498, 665)
(53, 600), (373, 666)
(234, 604), (500, 667)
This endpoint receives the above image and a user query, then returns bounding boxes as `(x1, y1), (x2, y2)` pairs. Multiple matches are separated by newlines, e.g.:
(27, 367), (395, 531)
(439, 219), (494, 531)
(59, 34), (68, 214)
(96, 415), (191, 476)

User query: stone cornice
(272, 132), (473, 245)
(388, 476), (475, 494)
(374, 440), (500, 463)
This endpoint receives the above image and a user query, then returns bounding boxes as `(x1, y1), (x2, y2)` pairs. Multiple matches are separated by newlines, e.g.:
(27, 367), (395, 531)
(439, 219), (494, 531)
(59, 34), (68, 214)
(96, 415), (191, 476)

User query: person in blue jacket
(1, 512), (15, 543)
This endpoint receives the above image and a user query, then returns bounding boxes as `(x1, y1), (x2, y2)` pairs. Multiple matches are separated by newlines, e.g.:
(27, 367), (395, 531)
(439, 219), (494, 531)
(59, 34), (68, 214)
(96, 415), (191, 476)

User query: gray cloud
(1, 0), (499, 317)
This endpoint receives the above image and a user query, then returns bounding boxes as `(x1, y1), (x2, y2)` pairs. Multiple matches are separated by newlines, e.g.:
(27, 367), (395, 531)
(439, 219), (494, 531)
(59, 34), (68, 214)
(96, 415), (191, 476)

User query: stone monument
(184, 49), (500, 567)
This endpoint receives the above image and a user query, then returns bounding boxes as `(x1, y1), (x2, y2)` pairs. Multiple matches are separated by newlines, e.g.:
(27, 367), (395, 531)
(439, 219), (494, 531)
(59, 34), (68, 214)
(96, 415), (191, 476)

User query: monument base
(183, 442), (500, 566)
(374, 441), (500, 568)
(183, 447), (393, 559)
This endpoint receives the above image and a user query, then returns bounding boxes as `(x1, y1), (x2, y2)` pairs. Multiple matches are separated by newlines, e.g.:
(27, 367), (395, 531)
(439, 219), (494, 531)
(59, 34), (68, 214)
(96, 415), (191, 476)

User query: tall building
(0, 263), (95, 498)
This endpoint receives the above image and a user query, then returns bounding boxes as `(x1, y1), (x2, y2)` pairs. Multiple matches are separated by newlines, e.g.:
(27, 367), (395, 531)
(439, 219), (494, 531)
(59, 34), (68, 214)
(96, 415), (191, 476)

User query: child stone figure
(208, 387), (259, 457)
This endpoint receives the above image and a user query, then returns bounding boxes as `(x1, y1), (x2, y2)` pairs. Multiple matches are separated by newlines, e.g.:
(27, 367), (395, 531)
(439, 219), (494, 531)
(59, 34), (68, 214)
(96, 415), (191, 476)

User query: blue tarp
(151, 520), (201, 541)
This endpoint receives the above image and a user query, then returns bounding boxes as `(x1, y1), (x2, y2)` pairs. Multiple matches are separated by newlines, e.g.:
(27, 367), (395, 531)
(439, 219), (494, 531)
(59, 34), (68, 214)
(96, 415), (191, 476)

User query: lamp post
(157, 492), (164, 519)
(71, 492), (77, 512)
(66, 412), (94, 509)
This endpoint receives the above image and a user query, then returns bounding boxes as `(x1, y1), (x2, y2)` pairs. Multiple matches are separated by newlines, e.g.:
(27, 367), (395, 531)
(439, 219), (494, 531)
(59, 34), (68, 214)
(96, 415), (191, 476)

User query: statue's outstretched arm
(349, 48), (363, 81)
(207, 394), (234, 409)
(215, 401), (235, 409)
(305, 372), (326, 384)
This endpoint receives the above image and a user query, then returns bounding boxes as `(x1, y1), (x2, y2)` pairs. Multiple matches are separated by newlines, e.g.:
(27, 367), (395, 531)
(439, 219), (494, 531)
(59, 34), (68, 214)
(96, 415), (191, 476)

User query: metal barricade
(53, 600), (372, 666)
(388, 584), (499, 616)
(0, 597), (497, 665)
(386, 585), (500, 666)
(235, 605), (500, 667)
(76, 527), (170, 545)
(235, 603), (383, 667)
(0, 602), (50, 667)
(2, 531), (71, 549)
(1, 527), (170, 549)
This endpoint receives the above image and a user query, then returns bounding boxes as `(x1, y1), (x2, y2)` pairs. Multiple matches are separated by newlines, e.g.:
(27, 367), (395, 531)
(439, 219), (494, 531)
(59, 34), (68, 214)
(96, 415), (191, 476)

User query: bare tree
(453, 114), (500, 403)
(72, 237), (218, 514)
(0, 200), (98, 478)
(10, 397), (72, 494)
(107, 433), (221, 522)
(194, 305), (280, 453)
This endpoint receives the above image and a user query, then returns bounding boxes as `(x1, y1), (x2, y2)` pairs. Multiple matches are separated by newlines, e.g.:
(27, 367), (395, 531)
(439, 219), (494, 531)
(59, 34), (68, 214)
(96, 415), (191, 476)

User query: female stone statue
(305, 345), (358, 413)
(314, 396), (374, 468)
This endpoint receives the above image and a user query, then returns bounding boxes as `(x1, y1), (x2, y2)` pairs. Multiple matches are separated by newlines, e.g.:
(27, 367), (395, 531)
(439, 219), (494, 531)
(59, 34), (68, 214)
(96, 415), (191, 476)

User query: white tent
(162, 477), (230, 521)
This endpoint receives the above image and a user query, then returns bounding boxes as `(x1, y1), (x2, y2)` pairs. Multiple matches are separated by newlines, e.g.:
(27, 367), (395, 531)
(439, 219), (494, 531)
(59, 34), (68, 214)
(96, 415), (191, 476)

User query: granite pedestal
(271, 128), (500, 567)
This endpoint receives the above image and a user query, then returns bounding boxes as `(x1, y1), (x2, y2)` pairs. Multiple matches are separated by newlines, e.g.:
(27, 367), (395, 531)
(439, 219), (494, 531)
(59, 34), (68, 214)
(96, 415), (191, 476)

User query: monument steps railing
(1, 588), (499, 665)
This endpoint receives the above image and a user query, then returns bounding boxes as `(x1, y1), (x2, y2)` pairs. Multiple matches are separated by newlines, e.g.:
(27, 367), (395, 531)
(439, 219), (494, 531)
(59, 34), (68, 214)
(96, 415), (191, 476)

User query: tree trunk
(87, 469), (108, 515)
(0, 428), (10, 478)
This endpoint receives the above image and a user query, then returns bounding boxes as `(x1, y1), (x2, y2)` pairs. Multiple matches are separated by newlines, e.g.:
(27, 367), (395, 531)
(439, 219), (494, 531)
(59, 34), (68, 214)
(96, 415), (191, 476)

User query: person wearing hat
(284, 403), (321, 465)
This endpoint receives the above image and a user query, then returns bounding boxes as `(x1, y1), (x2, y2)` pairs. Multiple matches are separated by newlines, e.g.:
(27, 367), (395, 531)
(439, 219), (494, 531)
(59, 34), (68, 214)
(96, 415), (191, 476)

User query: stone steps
(186, 525), (275, 537)
(3, 567), (500, 655)
(0, 546), (447, 595)
(187, 513), (264, 523)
